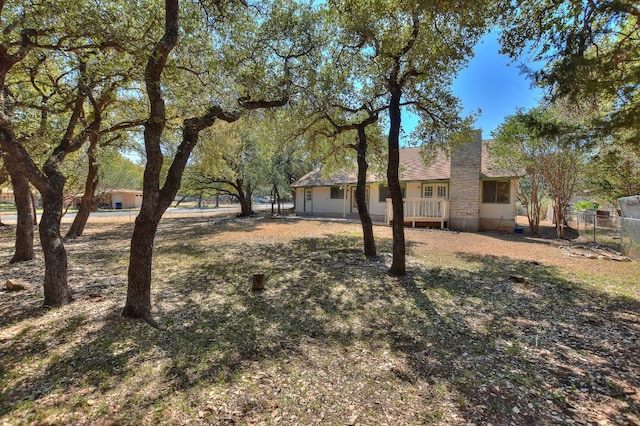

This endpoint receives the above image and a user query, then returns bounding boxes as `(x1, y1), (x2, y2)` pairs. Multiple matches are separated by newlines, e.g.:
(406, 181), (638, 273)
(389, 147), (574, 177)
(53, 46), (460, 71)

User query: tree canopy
(491, 104), (587, 238)
(11, 0), (635, 313)
(322, 0), (490, 274)
(498, 0), (640, 147)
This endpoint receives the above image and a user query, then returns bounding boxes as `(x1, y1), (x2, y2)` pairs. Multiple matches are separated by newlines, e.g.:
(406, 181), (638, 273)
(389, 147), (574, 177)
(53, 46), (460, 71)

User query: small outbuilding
(619, 195), (640, 219)
(100, 189), (143, 209)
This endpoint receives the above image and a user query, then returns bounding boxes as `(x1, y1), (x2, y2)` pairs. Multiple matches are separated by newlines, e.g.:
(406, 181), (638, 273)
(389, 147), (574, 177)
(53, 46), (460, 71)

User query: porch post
(386, 198), (391, 225)
(441, 201), (446, 229)
(343, 185), (347, 218)
(412, 199), (416, 228)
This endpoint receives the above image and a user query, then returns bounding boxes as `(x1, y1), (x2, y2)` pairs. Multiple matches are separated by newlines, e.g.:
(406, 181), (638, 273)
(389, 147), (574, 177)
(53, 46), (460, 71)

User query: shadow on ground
(1, 217), (638, 425)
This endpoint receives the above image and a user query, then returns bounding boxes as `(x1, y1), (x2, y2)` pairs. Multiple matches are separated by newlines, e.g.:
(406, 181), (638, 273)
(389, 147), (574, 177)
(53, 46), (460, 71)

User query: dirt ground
(0, 213), (638, 425)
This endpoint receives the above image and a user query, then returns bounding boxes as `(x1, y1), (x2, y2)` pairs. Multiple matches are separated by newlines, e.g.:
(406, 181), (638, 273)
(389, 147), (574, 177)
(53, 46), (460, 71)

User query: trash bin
(115, 202), (122, 209)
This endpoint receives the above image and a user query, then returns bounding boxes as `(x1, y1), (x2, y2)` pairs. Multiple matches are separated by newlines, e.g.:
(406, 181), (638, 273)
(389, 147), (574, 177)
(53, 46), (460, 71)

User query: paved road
(0, 203), (292, 224)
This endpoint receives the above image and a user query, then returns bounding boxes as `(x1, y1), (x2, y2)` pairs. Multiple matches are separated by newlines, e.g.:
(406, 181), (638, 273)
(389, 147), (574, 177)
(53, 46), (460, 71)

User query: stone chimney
(449, 130), (482, 231)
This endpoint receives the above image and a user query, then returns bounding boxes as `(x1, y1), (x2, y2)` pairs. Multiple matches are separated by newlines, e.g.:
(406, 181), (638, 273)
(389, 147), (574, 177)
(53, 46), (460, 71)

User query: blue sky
(404, 31), (543, 141)
(451, 31), (543, 138)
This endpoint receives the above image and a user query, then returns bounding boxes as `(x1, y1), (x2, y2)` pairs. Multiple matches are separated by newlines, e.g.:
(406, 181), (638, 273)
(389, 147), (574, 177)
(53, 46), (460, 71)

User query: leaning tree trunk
(66, 136), (99, 239)
(123, 105), (240, 319)
(386, 81), (406, 276)
(5, 157), (35, 263)
(30, 191), (37, 225)
(355, 125), (376, 258)
(39, 182), (73, 306)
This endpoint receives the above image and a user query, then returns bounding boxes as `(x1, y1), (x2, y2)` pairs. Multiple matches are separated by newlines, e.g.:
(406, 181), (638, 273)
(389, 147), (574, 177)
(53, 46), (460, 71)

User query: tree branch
(238, 96), (288, 109)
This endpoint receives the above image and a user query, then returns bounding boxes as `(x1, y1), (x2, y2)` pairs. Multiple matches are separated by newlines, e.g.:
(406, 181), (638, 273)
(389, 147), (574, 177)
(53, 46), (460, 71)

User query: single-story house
(291, 131), (520, 232)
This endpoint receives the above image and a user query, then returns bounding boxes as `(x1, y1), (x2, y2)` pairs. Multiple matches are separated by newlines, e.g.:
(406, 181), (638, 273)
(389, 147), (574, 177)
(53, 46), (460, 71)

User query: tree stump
(252, 273), (265, 291)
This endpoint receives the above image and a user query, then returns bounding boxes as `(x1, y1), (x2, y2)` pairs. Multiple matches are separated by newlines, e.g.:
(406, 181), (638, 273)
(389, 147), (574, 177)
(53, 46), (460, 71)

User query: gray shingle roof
(292, 168), (358, 187)
(292, 142), (518, 188)
(399, 147), (450, 181)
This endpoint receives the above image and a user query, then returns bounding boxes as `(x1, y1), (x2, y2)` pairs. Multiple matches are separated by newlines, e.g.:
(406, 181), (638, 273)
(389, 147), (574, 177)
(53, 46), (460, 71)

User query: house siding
(313, 187), (346, 214)
(295, 188), (305, 212)
(368, 184), (384, 216)
(296, 187), (349, 216)
(370, 182), (420, 217)
(449, 131), (482, 231)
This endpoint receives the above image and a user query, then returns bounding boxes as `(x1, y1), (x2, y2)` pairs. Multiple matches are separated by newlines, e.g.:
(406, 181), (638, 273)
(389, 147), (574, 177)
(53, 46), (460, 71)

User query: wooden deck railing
(385, 198), (449, 228)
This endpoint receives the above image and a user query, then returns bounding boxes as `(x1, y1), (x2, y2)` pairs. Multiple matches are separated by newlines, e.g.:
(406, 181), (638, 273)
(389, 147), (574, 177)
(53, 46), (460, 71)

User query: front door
(304, 188), (313, 213)
(350, 186), (369, 213)
(422, 184), (448, 216)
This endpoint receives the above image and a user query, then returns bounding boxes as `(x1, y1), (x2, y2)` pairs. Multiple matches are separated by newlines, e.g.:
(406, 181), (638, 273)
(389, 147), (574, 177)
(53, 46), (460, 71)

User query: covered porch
(385, 198), (449, 229)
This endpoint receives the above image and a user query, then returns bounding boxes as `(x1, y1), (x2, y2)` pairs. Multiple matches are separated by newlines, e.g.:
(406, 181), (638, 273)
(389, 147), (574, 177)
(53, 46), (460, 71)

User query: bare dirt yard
(1, 213), (639, 425)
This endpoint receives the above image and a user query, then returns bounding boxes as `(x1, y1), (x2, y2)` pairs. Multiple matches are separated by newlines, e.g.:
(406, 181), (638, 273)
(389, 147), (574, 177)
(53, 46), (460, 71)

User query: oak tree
(329, 0), (489, 275)
(122, 0), (309, 320)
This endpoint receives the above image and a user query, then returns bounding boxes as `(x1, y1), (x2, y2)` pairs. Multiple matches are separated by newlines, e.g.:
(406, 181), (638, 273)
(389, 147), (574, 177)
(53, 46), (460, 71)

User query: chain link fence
(619, 216), (640, 259)
(567, 210), (640, 259)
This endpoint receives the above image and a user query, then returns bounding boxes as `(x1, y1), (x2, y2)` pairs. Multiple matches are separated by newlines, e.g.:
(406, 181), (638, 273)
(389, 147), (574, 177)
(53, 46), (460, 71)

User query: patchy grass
(0, 216), (639, 425)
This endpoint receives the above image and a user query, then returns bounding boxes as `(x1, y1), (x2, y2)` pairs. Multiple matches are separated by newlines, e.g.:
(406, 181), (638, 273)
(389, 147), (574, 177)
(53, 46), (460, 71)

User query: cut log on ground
(252, 273), (265, 291)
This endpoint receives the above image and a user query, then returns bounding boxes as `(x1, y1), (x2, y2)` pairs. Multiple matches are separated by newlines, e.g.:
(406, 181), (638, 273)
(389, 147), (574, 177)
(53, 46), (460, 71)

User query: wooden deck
(386, 198), (449, 229)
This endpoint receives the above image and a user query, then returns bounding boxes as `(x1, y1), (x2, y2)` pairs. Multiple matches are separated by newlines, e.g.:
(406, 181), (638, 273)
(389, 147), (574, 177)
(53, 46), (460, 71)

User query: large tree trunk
(237, 182), (253, 216)
(122, 0), (280, 321)
(65, 136), (99, 239)
(123, 212), (159, 318)
(123, 109), (240, 320)
(386, 81), (406, 276)
(123, 0), (179, 320)
(5, 158), (35, 262)
(355, 125), (376, 258)
(39, 183), (73, 306)
(239, 197), (252, 216)
(2, 117), (77, 307)
(1, 23), (88, 307)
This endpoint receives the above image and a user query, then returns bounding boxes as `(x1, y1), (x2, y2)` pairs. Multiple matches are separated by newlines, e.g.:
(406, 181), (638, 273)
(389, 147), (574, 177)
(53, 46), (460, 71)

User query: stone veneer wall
(449, 130), (482, 231)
